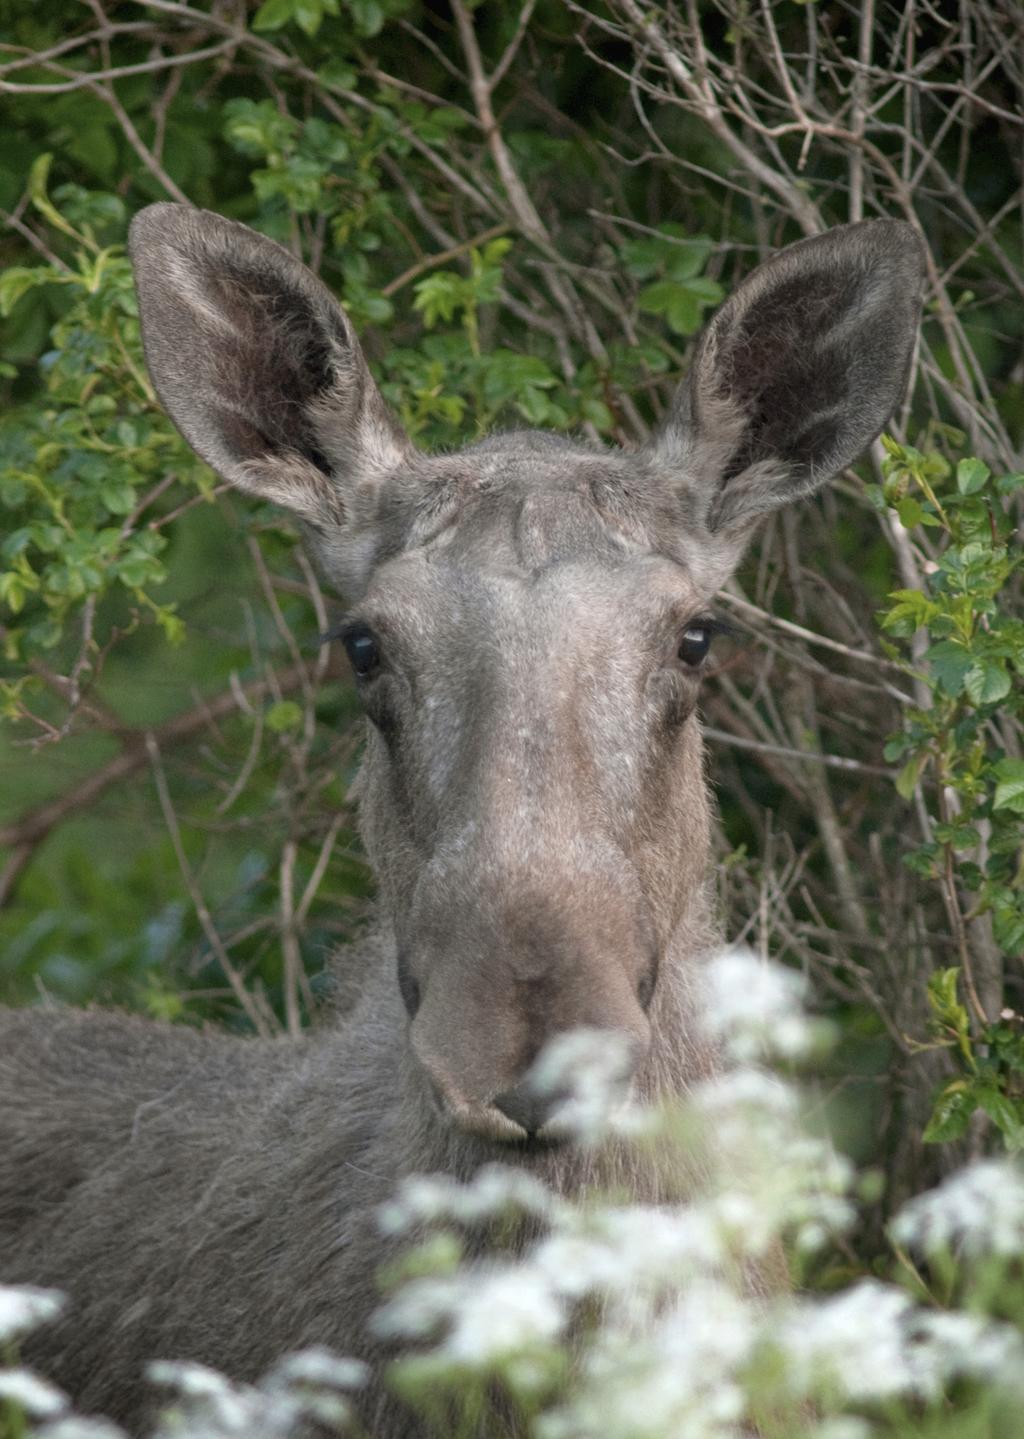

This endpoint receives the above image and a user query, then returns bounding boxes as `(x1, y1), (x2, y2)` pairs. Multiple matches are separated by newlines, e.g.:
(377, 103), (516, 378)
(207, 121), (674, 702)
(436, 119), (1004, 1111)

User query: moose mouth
(419, 1070), (575, 1147)
(423, 1064), (637, 1152)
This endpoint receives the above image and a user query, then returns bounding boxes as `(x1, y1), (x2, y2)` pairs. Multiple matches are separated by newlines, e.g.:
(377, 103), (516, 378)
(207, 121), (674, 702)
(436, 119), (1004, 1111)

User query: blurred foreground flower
(5, 955), (1024, 1439)
(890, 1156), (1024, 1258)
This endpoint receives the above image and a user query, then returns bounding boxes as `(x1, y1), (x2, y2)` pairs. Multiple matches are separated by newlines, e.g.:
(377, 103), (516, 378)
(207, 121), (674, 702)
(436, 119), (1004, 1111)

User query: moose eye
(342, 627), (381, 679)
(678, 622), (714, 668)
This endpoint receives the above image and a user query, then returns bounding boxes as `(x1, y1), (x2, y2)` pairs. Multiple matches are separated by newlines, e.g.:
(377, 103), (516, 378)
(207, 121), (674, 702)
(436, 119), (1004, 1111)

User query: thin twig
(146, 733), (274, 1037)
(703, 726), (892, 778)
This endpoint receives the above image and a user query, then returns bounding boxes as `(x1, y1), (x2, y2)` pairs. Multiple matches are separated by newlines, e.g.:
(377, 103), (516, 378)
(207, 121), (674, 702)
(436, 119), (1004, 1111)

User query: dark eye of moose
(678, 622), (714, 668)
(342, 628), (381, 679)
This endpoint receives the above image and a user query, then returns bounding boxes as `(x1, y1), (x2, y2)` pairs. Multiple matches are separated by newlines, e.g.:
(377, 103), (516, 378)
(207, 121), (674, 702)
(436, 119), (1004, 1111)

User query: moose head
(130, 206), (924, 1142)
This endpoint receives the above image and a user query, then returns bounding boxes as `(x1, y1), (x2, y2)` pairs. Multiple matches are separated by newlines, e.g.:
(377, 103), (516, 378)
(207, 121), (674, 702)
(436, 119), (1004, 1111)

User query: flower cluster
(699, 946), (829, 1064)
(146, 1349), (366, 1438)
(4, 952), (1024, 1439)
(372, 950), (1024, 1439)
(890, 1156), (1024, 1259)
(0, 1292), (365, 1439)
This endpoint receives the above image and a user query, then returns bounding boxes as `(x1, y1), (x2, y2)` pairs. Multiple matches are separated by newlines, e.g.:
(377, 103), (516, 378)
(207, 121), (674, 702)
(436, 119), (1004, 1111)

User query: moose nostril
(637, 952), (660, 1012)
(396, 952), (421, 1018)
(492, 1080), (561, 1139)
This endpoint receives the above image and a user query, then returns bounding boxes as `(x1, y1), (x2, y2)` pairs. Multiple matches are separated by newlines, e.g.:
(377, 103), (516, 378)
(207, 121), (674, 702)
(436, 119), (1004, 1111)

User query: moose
(0, 205), (924, 1434)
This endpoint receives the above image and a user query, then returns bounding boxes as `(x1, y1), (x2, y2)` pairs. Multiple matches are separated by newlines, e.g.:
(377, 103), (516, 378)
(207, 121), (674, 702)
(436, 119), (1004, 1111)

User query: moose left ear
(653, 219), (926, 541)
(129, 204), (414, 535)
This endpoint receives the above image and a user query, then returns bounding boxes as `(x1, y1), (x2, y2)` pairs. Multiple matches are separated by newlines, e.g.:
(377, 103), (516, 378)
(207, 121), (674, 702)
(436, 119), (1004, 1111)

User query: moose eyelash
(687, 614), (733, 640)
(319, 617), (360, 648)
(701, 614), (727, 634)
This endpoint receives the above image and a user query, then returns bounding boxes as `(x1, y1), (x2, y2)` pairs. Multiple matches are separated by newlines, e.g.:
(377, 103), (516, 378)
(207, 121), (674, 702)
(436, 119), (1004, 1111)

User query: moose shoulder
(0, 207), (925, 1435)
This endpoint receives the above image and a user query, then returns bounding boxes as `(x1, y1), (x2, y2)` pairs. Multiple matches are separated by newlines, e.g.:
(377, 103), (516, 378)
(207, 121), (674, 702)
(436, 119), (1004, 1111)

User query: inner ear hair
(662, 219), (926, 539)
(129, 204), (411, 530)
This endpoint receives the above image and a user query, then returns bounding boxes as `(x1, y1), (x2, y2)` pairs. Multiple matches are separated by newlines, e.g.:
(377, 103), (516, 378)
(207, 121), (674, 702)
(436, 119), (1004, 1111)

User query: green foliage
(876, 439), (1024, 1149)
(921, 968), (1024, 1150)
(0, 179), (198, 693)
(622, 224), (725, 335)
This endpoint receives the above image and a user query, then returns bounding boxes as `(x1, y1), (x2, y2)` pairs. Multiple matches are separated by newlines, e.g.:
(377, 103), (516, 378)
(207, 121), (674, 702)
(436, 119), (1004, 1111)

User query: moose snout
(403, 847), (657, 1141)
(413, 1014), (648, 1144)
(407, 952), (653, 1143)
(492, 1025), (643, 1140)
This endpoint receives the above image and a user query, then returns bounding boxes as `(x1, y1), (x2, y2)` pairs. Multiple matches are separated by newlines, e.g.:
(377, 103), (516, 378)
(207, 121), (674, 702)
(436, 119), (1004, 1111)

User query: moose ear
(653, 219), (926, 542)
(129, 204), (413, 531)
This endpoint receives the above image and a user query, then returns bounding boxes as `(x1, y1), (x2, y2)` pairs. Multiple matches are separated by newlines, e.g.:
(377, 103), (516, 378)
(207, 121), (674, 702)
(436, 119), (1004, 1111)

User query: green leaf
(252, 0), (296, 29)
(895, 750), (928, 800)
(0, 571), (27, 614)
(927, 967), (963, 1019)
(580, 397), (614, 431)
(994, 759), (1024, 814)
(301, 118), (349, 164)
(923, 1080), (975, 1144)
(27, 154), (80, 242)
(956, 457), (990, 495)
(881, 588), (939, 636)
(964, 658), (1011, 706)
(924, 639), (974, 697)
(976, 1084), (1024, 1150)
(223, 99), (298, 159)
(679, 276), (724, 303)
(318, 59), (357, 90)
(267, 700), (303, 732)
(897, 496), (925, 529)
(412, 273), (464, 327)
(638, 281), (702, 335)
(622, 229), (713, 283)
(293, 0), (325, 34)
(0, 266), (55, 318)
(883, 733), (911, 763)
(349, 0), (385, 36)
(992, 903), (1024, 956)
(100, 483), (136, 515)
(481, 352), (557, 408)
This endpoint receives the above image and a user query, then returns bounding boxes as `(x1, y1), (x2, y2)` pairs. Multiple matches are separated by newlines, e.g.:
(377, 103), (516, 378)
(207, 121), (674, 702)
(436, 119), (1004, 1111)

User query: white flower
(911, 1310), (1024, 1391)
(378, 1163), (559, 1235)
(39, 1420), (128, 1439)
(539, 1278), (754, 1439)
(0, 1367), (67, 1418)
(700, 948), (820, 1063)
(377, 1262), (565, 1368)
(148, 1348), (368, 1437)
(778, 1282), (1024, 1410)
(694, 1067), (800, 1118)
(444, 1266), (565, 1364)
(373, 1274), (464, 1340)
(534, 1205), (721, 1301)
(0, 1284), (65, 1342)
(530, 1028), (638, 1144)
(266, 1346), (367, 1391)
(148, 1360), (255, 1433)
(773, 1281), (933, 1402)
(891, 1159), (1024, 1258)
(812, 1421), (873, 1439)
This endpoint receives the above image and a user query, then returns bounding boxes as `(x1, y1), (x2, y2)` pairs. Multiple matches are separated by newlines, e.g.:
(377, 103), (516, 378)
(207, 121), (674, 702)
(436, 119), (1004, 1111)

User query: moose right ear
(129, 204), (413, 532)
(651, 219), (926, 556)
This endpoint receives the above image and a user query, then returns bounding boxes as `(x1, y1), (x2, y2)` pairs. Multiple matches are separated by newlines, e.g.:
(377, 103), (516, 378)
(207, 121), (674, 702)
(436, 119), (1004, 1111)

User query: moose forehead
(350, 441), (704, 829)
(352, 433), (706, 622)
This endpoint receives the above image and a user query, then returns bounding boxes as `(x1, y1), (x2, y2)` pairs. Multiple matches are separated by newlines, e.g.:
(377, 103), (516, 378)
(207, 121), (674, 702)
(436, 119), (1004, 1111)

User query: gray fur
(0, 207), (925, 1434)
